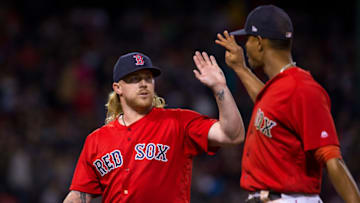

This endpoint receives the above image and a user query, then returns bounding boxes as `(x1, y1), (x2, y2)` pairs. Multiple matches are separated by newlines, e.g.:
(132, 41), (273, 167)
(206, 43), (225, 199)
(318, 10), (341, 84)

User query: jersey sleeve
(69, 132), (102, 195)
(179, 109), (218, 156)
(290, 84), (339, 151)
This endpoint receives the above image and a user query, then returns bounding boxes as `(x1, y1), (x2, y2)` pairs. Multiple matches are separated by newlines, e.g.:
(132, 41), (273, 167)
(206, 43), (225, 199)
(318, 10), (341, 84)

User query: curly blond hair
(105, 91), (166, 124)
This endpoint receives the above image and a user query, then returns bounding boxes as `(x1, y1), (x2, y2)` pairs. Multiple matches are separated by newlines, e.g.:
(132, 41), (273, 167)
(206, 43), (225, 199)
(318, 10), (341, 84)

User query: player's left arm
(193, 51), (245, 146)
(292, 83), (360, 202)
(326, 158), (360, 203)
(63, 190), (94, 203)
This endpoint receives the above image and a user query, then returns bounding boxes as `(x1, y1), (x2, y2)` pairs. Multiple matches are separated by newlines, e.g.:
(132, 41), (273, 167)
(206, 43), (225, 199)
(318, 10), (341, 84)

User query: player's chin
(135, 97), (153, 109)
(248, 60), (260, 70)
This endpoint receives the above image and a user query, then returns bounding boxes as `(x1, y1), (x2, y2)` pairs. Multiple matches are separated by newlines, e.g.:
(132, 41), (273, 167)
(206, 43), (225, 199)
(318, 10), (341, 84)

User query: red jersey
(70, 108), (217, 202)
(241, 67), (339, 194)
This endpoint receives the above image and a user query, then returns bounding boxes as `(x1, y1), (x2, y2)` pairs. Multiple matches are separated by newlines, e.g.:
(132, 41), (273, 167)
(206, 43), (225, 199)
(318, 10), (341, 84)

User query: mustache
(137, 90), (151, 94)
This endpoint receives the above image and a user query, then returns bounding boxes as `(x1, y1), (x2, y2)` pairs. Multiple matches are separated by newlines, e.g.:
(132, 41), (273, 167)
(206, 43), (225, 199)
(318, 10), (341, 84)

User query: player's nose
(138, 79), (147, 87)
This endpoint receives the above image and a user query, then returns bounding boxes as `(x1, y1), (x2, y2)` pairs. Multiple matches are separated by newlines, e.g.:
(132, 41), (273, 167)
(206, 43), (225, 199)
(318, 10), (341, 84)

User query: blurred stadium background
(0, 0), (359, 202)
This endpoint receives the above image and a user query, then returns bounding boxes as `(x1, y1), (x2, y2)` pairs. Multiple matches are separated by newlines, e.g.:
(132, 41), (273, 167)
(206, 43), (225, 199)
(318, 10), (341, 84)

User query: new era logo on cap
(285, 32), (292, 38)
(251, 25), (258, 32)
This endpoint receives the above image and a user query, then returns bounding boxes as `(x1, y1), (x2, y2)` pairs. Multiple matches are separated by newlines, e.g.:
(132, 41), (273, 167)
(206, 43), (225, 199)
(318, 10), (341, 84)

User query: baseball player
(63, 51), (245, 202)
(214, 4), (360, 203)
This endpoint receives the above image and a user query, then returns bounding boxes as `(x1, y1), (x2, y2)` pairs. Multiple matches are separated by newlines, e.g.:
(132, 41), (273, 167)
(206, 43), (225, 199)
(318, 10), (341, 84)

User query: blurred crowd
(0, 1), (359, 203)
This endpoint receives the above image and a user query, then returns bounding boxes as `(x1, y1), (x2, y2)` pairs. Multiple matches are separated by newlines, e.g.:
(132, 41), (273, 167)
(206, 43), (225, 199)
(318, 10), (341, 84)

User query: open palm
(193, 51), (226, 88)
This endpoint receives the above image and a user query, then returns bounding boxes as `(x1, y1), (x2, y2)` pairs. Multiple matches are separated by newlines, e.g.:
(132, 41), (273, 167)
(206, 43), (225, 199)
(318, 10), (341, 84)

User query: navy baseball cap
(230, 5), (293, 40)
(113, 52), (161, 82)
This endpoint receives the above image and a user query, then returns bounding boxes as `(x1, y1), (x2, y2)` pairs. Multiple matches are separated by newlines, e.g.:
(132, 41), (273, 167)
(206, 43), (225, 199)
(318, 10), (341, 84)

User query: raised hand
(215, 30), (248, 72)
(193, 51), (226, 89)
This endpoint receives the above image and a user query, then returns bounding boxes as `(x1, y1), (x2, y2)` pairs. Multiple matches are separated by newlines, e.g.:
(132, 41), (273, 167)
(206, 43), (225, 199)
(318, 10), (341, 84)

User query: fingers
(193, 69), (201, 79)
(216, 32), (228, 47)
(201, 52), (211, 65)
(195, 51), (204, 65)
(215, 39), (227, 49)
(210, 55), (218, 67)
(217, 30), (232, 41)
(223, 30), (231, 39)
(194, 51), (213, 66)
(193, 52), (204, 71)
(216, 31), (237, 51)
(217, 32), (226, 41)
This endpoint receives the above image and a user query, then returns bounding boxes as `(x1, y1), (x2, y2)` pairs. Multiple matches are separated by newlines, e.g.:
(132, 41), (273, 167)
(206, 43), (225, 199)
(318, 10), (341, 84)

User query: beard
(125, 93), (154, 113)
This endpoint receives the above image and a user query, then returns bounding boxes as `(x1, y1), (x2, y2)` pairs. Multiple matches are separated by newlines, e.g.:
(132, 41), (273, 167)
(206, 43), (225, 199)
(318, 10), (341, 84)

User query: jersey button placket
(127, 127), (131, 141)
(123, 127), (131, 196)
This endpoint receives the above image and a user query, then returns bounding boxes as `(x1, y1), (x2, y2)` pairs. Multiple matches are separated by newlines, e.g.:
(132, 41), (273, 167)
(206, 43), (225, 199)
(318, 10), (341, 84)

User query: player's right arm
(326, 158), (360, 203)
(63, 190), (93, 203)
(66, 133), (102, 202)
(215, 30), (264, 102)
(193, 51), (245, 146)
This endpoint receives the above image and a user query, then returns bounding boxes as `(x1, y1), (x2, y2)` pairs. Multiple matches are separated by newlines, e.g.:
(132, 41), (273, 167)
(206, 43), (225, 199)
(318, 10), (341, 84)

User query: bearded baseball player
(63, 51), (245, 202)
(214, 4), (360, 203)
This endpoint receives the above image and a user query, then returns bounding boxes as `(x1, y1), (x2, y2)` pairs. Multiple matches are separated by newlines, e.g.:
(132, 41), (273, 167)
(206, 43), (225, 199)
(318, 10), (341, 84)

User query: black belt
(245, 191), (282, 203)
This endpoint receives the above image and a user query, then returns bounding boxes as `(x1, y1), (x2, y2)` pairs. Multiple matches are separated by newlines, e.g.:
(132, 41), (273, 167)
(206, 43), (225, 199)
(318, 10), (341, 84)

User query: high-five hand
(216, 30), (264, 102)
(215, 30), (248, 71)
(193, 51), (245, 146)
(193, 51), (226, 89)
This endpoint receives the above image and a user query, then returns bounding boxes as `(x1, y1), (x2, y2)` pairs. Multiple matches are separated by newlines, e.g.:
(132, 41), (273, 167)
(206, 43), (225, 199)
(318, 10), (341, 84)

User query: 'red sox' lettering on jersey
(134, 143), (170, 162)
(241, 68), (339, 194)
(66, 51), (239, 203)
(70, 108), (217, 202)
(93, 149), (123, 176)
(93, 143), (170, 177)
(254, 108), (276, 138)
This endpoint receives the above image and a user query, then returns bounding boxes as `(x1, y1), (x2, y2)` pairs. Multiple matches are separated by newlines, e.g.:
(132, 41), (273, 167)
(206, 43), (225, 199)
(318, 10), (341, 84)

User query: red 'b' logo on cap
(133, 54), (144, 65)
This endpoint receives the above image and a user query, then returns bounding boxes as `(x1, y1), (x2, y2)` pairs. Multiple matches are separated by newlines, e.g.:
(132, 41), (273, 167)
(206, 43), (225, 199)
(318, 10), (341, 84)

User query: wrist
(212, 84), (228, 94)
(234, 65), (250, 73)
(211, 83), (227, 92)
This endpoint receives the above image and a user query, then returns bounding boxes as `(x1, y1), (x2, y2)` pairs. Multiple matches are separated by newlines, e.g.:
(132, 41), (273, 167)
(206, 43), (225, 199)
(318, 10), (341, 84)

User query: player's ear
(113, 82), (123, 96)
(256, 36), (263, 52)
